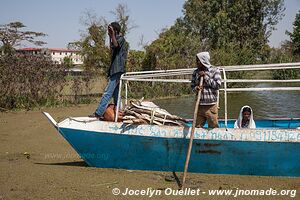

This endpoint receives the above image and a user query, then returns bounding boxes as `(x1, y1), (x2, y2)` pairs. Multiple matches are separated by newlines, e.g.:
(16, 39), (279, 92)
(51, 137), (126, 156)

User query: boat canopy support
(115, 62), (300, 123)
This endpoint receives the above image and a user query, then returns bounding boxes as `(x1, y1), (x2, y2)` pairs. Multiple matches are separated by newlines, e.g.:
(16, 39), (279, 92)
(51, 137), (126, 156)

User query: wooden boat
(44, 62), (300, 176)
(44, 113), (300, 176)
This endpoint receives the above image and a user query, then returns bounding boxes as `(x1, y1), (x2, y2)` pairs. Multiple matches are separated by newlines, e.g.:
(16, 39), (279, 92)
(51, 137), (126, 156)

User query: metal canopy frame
(115, 62), (300, 126)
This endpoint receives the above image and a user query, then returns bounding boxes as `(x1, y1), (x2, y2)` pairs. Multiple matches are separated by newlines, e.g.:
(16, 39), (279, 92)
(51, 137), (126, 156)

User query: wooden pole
(181, 76), (203, 189)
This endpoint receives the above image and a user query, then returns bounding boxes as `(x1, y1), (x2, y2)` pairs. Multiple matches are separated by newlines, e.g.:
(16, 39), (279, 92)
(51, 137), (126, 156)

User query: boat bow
(43, 112), (58, 130)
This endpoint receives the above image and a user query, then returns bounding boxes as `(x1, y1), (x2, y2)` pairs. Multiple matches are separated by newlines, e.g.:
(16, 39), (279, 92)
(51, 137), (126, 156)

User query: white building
(17, 48), (83, 65)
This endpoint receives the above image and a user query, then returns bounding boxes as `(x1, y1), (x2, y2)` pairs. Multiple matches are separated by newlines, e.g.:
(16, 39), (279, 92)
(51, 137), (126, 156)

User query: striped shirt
(191, 67), (222, 105)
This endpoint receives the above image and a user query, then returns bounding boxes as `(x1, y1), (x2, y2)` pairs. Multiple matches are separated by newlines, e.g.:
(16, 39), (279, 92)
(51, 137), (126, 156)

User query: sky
(1, 0), (299, 50)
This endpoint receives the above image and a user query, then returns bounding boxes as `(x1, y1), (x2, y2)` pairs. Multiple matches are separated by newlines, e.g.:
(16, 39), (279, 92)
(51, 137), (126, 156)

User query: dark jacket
(108, 35), (127, 77)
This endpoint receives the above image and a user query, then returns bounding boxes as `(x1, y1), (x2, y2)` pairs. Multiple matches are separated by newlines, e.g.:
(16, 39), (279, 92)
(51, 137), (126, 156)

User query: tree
(286, 10), (300, 55)
(68, 11), (110, 72)
(63, 56), (73, 68)
(110, 3), (137, 36)
(271, 11), (300, 79)
(127, 50), (145, 72)
(0, 21), (46, 54)
(182, 0), (285, 58)
(69, 4), (133, 72)
(143, 19), (201, 70)
(143, 0), (285, 69)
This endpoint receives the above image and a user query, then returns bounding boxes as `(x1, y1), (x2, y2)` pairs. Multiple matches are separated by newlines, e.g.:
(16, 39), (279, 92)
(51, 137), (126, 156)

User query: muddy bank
(0, 104), (299, 199)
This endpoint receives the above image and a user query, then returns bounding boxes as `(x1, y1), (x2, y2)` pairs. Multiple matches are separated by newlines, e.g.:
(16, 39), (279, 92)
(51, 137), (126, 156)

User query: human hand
(195, 86), (203, 91)
(108, 25), (115, 37)
(198, 71), (205, 77)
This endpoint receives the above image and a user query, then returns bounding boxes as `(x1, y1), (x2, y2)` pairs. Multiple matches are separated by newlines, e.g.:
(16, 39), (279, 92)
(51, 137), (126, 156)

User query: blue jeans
(95, 73), (122, 116)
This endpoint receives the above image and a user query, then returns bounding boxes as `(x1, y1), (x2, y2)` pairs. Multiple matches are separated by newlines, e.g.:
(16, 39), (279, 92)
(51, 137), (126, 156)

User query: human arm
(108, 25), (119, 48)
(203, 68), (222, 90)
(191, 70), (203, 93)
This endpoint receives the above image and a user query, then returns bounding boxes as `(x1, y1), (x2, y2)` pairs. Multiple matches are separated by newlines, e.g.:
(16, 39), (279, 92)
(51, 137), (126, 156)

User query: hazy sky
(1, 0), (299, 50)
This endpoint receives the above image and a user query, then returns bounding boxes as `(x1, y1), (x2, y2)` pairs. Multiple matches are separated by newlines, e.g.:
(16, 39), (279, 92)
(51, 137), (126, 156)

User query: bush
(126, 81), (192, 100)
(0, 54), (67, 109)
(69, 71), (95, 104)
(268, 47), (300, 79)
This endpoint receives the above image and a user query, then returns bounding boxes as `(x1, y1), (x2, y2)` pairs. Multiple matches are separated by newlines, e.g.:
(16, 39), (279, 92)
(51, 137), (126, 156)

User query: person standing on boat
(234, 106), (256, 128)
(90, 22), (128, 118)
(191, 52), (222, 128)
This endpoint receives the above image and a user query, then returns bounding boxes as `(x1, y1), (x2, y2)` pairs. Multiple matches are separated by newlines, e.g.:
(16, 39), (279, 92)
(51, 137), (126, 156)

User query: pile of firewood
(122, 100), (187, 126)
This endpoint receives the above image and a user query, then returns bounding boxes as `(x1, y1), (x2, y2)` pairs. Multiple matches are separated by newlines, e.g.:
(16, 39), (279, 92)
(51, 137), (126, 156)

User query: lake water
(154, 83), (300, 120)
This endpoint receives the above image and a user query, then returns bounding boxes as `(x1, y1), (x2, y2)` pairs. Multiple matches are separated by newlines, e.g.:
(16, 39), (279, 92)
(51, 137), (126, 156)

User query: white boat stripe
(58, 118), (300, 143)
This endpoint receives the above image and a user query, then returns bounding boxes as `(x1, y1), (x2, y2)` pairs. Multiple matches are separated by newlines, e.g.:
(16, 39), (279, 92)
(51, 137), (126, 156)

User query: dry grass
(61, 76), (107, 96)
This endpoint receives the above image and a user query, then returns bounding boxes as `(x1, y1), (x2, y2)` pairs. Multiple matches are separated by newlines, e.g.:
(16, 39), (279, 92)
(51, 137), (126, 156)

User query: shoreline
(0, 94), (194, 114)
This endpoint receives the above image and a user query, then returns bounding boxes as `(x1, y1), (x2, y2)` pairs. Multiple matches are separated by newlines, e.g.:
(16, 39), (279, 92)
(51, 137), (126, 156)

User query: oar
(181, 76), (204, 189)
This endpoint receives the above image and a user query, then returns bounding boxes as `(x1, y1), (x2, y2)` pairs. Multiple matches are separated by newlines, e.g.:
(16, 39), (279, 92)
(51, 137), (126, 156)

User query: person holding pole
(182, 52), (222, 189)
(191, 52), (222, 128)
(90, 22), (128, 119)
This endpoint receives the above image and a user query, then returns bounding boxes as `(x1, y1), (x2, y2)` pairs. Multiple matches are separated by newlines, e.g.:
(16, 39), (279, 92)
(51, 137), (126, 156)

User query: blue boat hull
(59, 127), (300, 177)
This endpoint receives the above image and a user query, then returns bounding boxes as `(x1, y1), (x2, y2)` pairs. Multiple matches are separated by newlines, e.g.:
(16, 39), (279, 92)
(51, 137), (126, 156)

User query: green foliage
(63, 56), (73, 68)
(0, 21), (46, 54)
(268, 47), (300, 79)
(0, 54), (67, 109)
(211, 43), (260, 66)
(69, 4), (133, 74)
(182, 0), (284, 54)
(125, 0), (290, 98)
(70, 73), (94, 104)
(142, 0), (285, 73)
(268, 47), (294, 63)
(127, 82), (192, 99)
(272, 69), (299, 80)
(127, 50), (145, 72)
(69, 22), (110, 72)
(143, 20), (200, 70)
(286, 10), (300, 55)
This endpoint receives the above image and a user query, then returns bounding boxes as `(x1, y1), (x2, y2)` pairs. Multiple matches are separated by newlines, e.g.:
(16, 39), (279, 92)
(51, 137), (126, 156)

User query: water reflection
(154, 83), (300, 119)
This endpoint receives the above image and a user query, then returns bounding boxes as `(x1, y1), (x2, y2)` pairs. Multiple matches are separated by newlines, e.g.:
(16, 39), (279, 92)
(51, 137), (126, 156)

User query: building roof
(48, 48), (78, 52)
(17, 48), (42, 51)
(17, 48), (79, 52)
